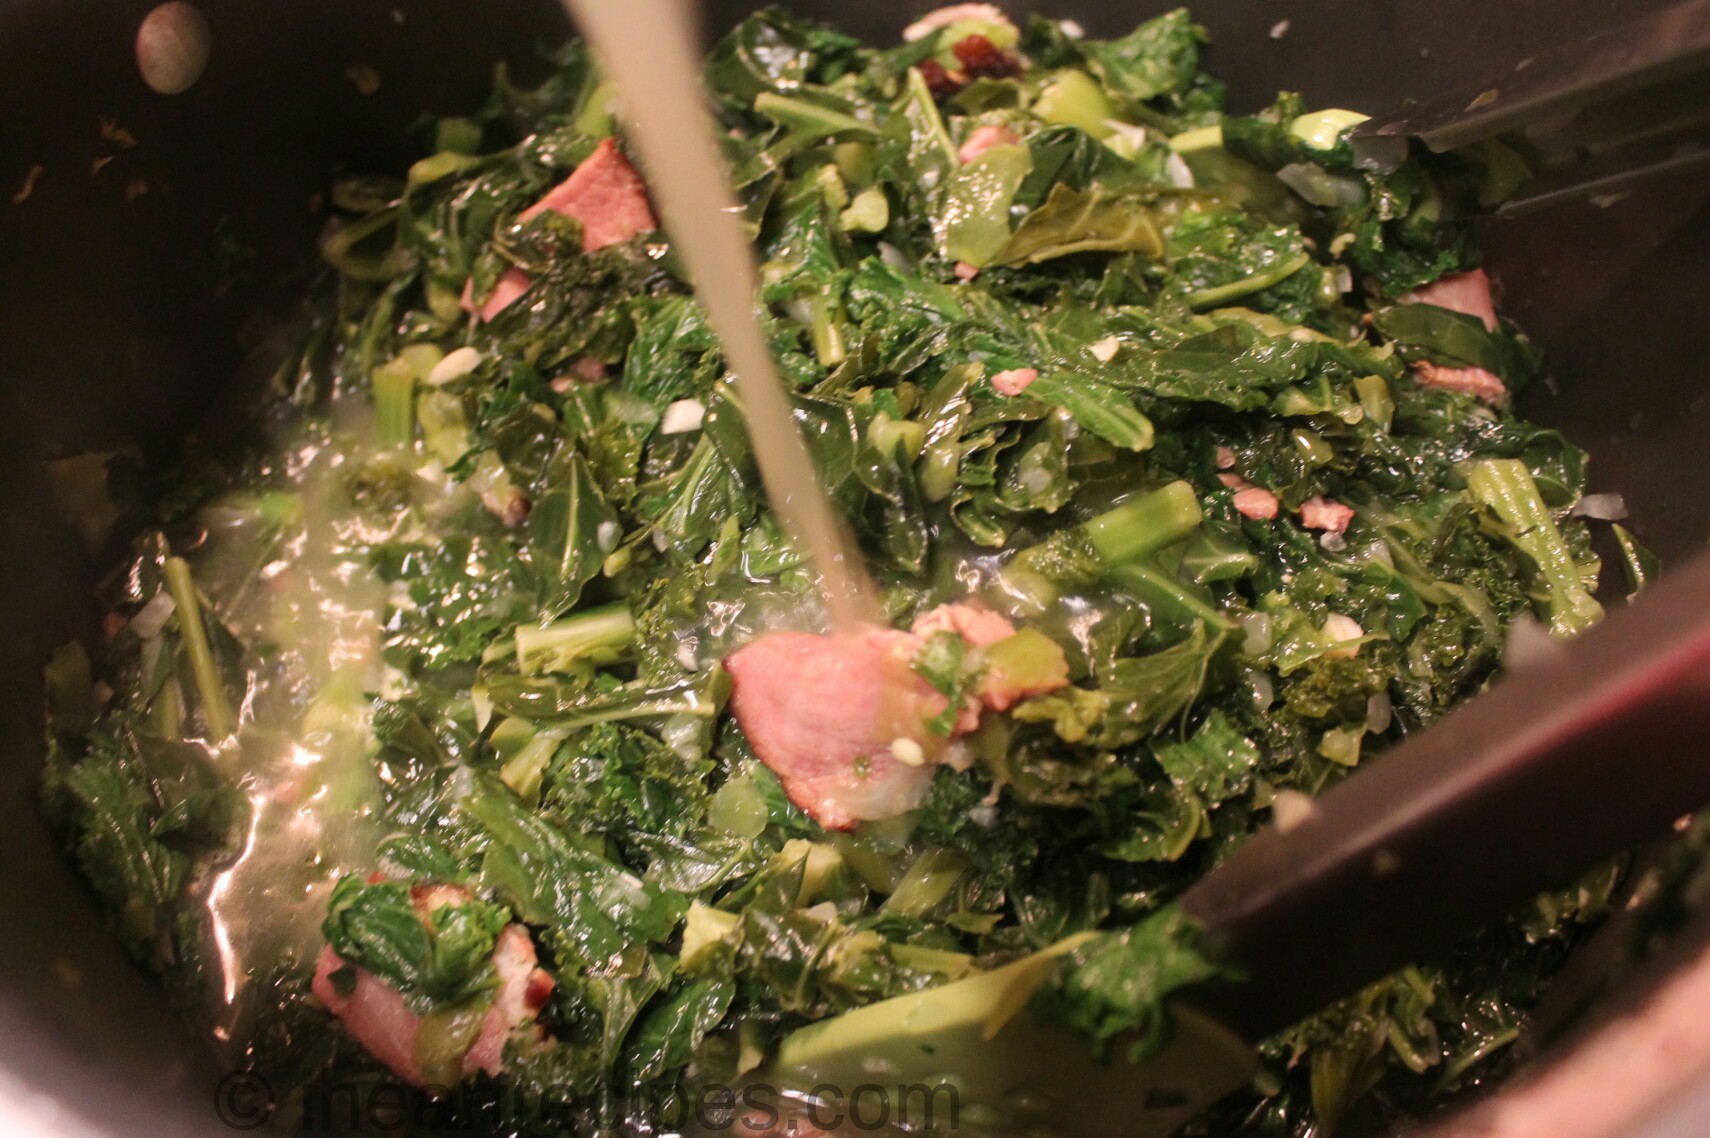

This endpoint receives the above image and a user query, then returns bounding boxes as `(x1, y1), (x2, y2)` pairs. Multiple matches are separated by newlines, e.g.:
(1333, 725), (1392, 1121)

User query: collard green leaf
(1015, 625), (1224, 749)
(649, 437), (755, 561)
(40, 735), (195, 971)
(876, 67), (957, 218)
(466, 777), (687, 967)
(990, 183), (1165, 267)
(1613, 523), (1658, 597)
(529, 444), (619, 618)
(1096, 784), (1205, 863)
(1023, 372), (1155, 452)
(997, 412), (1074, 514)
(1074, 9), (1204, 104)
(377, 534), (537, 671)
(626, 978), (735, 1079)
(1036, 903), (1227, 1062)
(621, 296), (722, 409)
(1371, 302), (1538, 384)
(1094, 318), (1400, 410)
(753, 90), (877, 149)
(584, 956), (670, 1081)
(541, 722), (713, 850)
(321, 876), (509, 1010)
(1013, 124), (1143, 209)
(1151, 708), (1259, 803)
(941, 143), (1033, 267)
(1465, 459), (1602, 637)
(704, 10), (860, 109)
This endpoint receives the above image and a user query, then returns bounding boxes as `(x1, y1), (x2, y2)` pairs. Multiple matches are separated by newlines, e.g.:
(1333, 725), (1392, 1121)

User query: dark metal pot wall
(0, 3), (1704, 1137)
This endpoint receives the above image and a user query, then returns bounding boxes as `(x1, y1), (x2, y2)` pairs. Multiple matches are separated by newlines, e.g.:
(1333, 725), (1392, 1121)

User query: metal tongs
(1350, 0), (1710, 216)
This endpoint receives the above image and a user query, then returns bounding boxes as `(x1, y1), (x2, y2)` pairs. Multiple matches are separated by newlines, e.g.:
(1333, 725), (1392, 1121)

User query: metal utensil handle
(1182, 550), (1710, 1041)
(1352, 0), (1710, 213)
(1354, 0), (1710, 150)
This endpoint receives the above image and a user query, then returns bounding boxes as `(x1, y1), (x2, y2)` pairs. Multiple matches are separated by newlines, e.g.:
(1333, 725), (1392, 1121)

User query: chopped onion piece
(1236, 610), (1273, 655)
(661, 399), (707, 434)
(1322, 613), (1364, 657)
(426, 346), (481, 386)
(878, 242), (911, 271)
(1089, 336), (1122, 363)
(1504, 615), (1568, 670)
(1277, 163), (1366, 207)
(130, 590), (177, 639)
(890, 737), (927, 767)
(1272, 789), (1316, 833)
(1165, 151), (1195, 189)
(1366, 691), (1393, 734)
(1571, 492), (1629, 521)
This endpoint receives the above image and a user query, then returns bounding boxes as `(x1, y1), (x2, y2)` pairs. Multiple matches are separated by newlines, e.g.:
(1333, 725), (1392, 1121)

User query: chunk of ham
(990, 367), (1039, 396)
(724, 604), (1066, 829)
(1233, 487), (1280, 520)
(1403, 269), (1498, 332)
(725, 629), (945, 830)
(958, 124), (1021, 164)
(462, 926), (557, 1077)
(1299, 495), (1354, 534)
(480, 485), (531, 527)
(1219, 472), (1280, 521)
(913, 604), (1068, 713)
(459, 140), (657, 323)
(1413, 359), (1509, 405)
(550, 357), (611, 393)
(1399, 269), (1509, 406)
(460, 267), (533, 324)
(519, 137), (657, 252)
(312, 947), (428, 1083)
(912, 603), (1016, 646)
(311, 883), (554, 1087)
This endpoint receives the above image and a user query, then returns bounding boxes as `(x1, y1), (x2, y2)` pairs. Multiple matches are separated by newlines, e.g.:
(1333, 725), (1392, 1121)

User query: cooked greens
(40, 7), (1662, 1137)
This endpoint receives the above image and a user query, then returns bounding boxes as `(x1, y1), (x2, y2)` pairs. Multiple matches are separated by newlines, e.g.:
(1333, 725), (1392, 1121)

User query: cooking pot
(2, 2), (1708, 1136)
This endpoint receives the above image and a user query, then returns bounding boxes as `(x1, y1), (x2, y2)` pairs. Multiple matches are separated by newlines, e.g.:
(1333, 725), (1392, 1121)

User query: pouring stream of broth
(560, 0), (880, 631)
